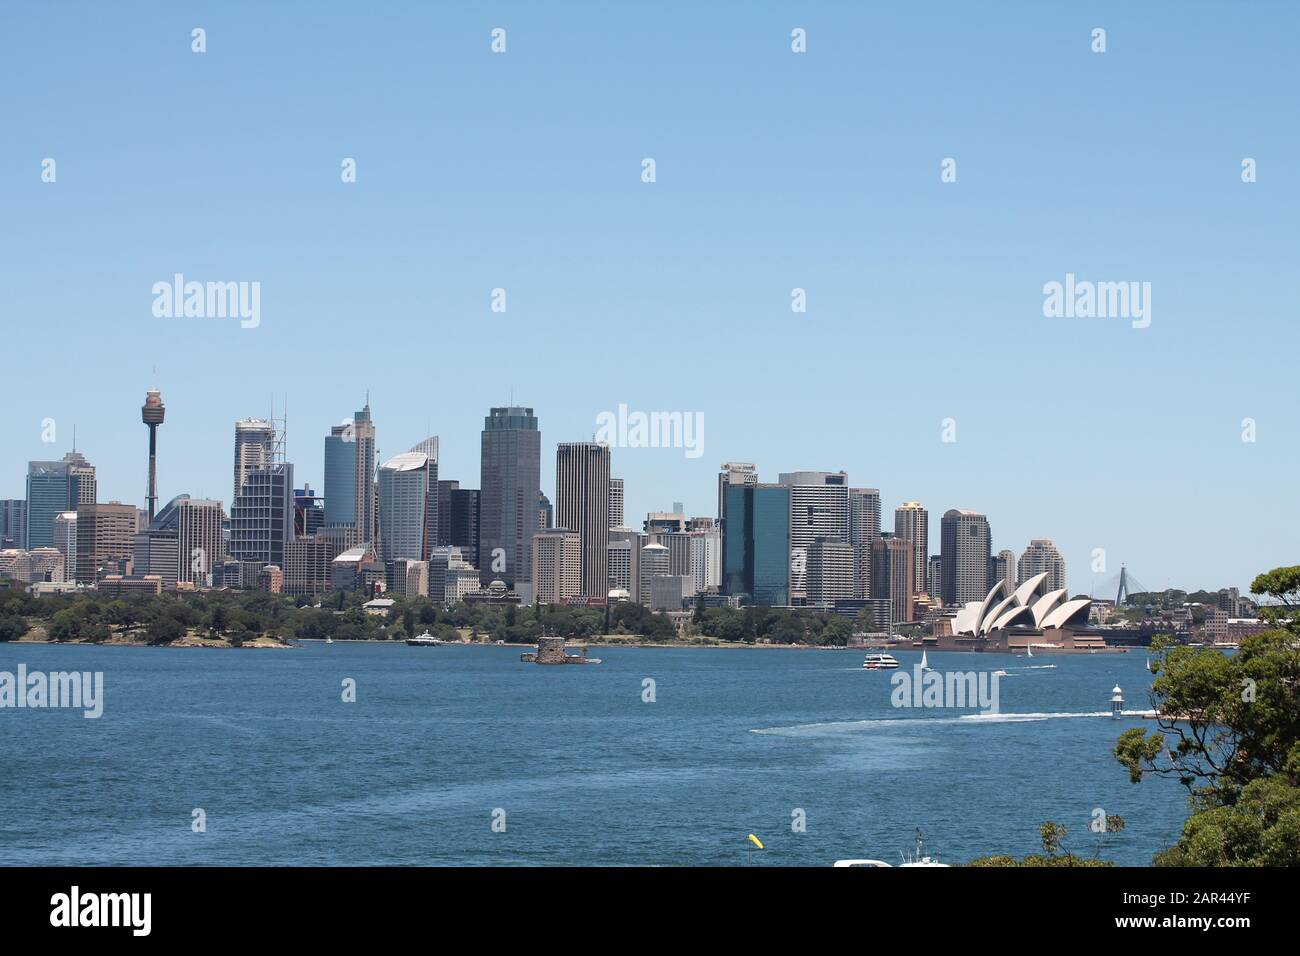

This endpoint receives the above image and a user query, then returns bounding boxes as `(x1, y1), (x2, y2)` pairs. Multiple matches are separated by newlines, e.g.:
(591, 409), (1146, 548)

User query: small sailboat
(1145, 657), (1151, 672)
(324, 637), (334, 645)
(1026, 643), (1033, 659)
(920, 650), (932, 671)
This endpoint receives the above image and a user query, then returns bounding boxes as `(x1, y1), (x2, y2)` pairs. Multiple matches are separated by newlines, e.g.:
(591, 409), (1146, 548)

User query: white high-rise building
(778, 471), (849, 603)
(233, 419), (276, 505)
(689, 527), (721, 592)
(52, 512), (77, 583)
(378, 452), (432, 563)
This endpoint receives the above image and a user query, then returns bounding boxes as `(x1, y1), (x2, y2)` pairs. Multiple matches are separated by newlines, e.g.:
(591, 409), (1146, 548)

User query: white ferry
(862, 652), (900, 670)
(406, 631), (440, 647)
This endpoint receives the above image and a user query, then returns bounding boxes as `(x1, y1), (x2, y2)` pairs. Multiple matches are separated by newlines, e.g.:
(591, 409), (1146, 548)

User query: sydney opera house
(928, 571), (1112, 653)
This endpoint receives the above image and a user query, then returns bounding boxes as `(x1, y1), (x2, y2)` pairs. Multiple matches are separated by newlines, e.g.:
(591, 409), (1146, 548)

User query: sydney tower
(141, 388), (165, 522)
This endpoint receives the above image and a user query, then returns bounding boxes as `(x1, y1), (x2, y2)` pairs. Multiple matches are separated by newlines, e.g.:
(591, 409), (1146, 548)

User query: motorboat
(834, 829), (950, 867)
(406, 631), (440, 647)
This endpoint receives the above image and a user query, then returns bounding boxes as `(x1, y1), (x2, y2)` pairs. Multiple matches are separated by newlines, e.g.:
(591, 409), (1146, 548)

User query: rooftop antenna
(72, 424), (77, 452)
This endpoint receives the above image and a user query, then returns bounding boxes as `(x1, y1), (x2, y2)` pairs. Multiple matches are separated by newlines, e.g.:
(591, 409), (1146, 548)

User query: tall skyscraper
(940, 509), (991, 607)
(609, 477), (624, 528)
(141, 388), (165, 522)
(229, 464), (295, 568)
(722, 483), (790, 606)
(555, 442), (610, 599)
(378, 451), (433, 563)
(717, 462), (758, 522)
(479, 406), (540, 594)
(928, 555), (943, 602)
(233, 419), (276, 505)
(893, 501), (929, 597)
(322, 402), (377, 543)
(407, 437), (440, 553)
(26, 452), (95, 550)
(778, 471), (849, 603)
(872, 534), (915, 626)
(849, 487), (881, 599)
(1018, 539), (1066, 592)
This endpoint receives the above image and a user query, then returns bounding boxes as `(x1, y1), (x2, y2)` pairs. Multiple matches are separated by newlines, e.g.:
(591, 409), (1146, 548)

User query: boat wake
(753, 711), (1113, 735)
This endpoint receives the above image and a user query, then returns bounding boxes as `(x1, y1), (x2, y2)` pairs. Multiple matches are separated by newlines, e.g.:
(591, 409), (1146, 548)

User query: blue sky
(3, 2), (1297, 596)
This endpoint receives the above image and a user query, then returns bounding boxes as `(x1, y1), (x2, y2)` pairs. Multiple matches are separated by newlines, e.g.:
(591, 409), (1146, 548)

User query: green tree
(1113, 565), (1300, 865)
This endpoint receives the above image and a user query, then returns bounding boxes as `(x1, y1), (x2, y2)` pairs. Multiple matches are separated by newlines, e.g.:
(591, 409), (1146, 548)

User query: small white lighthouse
(1110, 684), (1124, 719)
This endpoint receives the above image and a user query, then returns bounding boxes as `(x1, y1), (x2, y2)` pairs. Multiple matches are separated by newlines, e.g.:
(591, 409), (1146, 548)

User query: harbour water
(0, 642), (1187, 866)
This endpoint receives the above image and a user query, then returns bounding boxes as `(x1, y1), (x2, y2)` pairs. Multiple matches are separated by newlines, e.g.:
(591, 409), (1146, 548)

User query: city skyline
(0, 388), (1276, 598)
(4, 5), (1297, 595)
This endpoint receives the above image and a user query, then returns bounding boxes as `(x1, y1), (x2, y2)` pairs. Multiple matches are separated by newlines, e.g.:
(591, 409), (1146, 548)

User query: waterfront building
(323, 402), (377, 542)
(778, 471), (849, 603)
(26, 452), (95, 549)
(283, 534), (336, 597)
(940, 509), (991, 607)
(721, 483), (791, 607)
(1017, 539), (1065, 592)
(532, 528), (583, 605)
(75, 501), (136, 583)
(717, 462), (758, 522)
(638, 541), (671, 605)
(650, 574), (691, 611)
(229, 463), (295, 569)
(893, 501), (928, 598)
(993, 549), (1016, 593)
(806, 537), (856, 606)
(378, 451), (433, 563)
(871, 534), (915, 626)
(848, 487), (882, 599)
(689, 526), (722, 592)
(555, 442), (610, 599)
(479, 406), (541, 596)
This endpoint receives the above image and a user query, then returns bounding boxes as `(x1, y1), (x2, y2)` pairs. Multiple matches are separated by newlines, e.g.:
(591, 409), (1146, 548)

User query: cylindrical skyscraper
(141, 388), (165, 522)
